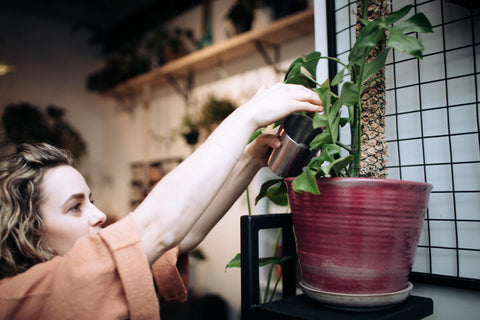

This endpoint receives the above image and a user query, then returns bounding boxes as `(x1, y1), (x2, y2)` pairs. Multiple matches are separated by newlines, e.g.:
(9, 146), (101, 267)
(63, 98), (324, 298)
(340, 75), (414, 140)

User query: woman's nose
(88, 205), (107, 227)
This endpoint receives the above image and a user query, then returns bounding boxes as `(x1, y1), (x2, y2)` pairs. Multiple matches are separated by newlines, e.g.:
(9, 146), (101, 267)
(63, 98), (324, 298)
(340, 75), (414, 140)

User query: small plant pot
(233, 17), (253, 34)
(183, 130), (199, 145)
(285, 177), (432, 310)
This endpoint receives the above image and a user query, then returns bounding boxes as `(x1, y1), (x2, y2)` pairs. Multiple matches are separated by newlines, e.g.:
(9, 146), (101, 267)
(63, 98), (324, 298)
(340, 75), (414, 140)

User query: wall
(0, 10), (107, 206)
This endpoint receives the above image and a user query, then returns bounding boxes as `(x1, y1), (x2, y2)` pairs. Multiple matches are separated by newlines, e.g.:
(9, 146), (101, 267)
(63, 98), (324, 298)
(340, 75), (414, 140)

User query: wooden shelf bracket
(254, 41), (281, 74)
(165, 71), (194, 102)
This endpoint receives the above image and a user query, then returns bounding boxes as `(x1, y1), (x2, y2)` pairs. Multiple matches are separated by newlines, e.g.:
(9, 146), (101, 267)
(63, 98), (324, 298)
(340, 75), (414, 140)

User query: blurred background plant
(1, 102), (87, 161)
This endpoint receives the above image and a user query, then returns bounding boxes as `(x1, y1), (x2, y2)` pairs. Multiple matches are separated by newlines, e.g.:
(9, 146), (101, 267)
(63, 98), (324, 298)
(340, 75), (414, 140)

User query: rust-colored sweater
(0, 214), (189, 320)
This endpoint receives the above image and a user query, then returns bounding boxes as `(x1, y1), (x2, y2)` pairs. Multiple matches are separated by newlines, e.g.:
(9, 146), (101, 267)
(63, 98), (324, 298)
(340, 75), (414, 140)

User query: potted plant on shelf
(227, 0), (255, 34)
(179, 95), (237, 146)
(249, 0), (433, 310)
(180, 112), (201, 146)
(145, 27), (199, 68)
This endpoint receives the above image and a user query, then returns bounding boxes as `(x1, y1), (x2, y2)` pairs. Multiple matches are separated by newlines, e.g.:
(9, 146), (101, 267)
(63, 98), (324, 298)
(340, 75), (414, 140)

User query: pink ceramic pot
(285, 177), (432, 295)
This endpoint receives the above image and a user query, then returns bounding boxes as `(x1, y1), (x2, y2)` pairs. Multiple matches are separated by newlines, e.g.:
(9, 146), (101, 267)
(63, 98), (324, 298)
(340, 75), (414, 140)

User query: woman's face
(39, 165), (107, 255)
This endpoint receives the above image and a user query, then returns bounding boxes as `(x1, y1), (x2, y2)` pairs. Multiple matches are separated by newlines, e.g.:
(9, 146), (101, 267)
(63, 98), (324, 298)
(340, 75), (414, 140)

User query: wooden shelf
(106, 8), (314, 97)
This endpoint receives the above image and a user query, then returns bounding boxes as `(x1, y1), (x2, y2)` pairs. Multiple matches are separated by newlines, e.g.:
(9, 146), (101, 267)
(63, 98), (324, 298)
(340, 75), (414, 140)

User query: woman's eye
(70, 203), (82, 213)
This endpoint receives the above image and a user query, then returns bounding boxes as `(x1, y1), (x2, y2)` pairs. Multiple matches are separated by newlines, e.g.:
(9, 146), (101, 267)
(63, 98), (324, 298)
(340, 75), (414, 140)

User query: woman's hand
(245, 133), (281, 168)
(239, 83), (323, 129)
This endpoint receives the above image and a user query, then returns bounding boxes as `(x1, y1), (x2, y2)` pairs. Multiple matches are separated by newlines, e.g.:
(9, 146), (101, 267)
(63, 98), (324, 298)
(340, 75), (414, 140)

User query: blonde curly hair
(0, 143), (73, 279)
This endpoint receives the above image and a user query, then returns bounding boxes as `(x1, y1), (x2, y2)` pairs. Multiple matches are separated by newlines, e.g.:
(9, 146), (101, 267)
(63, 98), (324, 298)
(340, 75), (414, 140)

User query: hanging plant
(181, 112), (200, 146)
(1, 103), (87, 161)
(199, 95), (238, 133)
(226, 0), (255, 34)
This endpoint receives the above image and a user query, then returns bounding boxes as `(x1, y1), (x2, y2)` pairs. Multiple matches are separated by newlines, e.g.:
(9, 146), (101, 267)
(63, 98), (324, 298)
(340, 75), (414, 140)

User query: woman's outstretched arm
(132, 83), (322, 265)
(178, 133), (280, 254)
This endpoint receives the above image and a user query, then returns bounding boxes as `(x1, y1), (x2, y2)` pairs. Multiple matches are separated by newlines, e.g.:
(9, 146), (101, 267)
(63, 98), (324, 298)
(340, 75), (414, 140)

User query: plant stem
(246, 187), (252, 215)
(320, 56), (349, 69)
(350, 97), (362, 177)
(263, 228), (282, 303)
(336, 140), (352, 153)
(269, 266), (283, 303)
(362, 75), (383, 89)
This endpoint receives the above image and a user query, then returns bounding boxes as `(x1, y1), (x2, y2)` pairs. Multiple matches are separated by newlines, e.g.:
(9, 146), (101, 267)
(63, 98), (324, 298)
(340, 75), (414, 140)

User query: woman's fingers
(247, 133), (281, 167)
(243, 83), (323, 128)
(254, 84), (268, 96)
(256, 133), (281, 149)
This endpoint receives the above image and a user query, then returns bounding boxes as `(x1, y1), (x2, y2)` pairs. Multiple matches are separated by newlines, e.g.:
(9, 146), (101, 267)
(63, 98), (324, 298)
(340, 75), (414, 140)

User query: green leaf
(328, 114), (340, 143)
(389, 13), (433, 34)
(248, 129), (263, 144)
(317, 144), (341, 163)
(267, 182), (289, 206)
(350, 23), (383, 65)
(330, 155), (354, 176)
(382, 4), (413, 26)
(310, 131), (331, 149)
(324, 143), (341, 155)
(225, 253), (241, 270)
(387, 30), (425, 58)
(314, 86), (329, 97)
(320, 78), (331, 89)
(307, 155), (326, 171)
(303, 51), (322, 79)
(284, 57), (303, 82)
(225, 254), (292, 271)
(292, 167), (320, 194)
(320, 154), (351, 177)
(299, 69), (318, 88)
(259, 256), (292, 267)
(284, 53), (322, 88)
(255, 179), (285, 205)
(362, 48), (391, 82)
(340, 82), (359, 106)
(284, 61), (303, 84)
(329, 99), (343, 123)
(360, 18), (369, 27)
(268, 193), (288, 206)
(313, 112), (328, 129)
(331, 68), (345, 86)
(319, 89), (332, 116)
(339, 117), (350, 127)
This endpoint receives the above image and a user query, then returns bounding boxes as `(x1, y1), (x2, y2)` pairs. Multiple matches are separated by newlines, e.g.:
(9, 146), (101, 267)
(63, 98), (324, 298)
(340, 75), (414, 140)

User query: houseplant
(178, 95), (237, 146)
(199, 95), (238, 133)
(1, 103), (87, 161)
(231, 0), (434, 310)
(144, 27), (199, 67)
(227, 0), (255, 34)
(181, 112), (200, 146)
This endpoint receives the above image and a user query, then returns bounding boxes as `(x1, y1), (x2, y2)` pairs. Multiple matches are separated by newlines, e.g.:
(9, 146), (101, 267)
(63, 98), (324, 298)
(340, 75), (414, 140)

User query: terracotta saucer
(300, 281), (413, 311)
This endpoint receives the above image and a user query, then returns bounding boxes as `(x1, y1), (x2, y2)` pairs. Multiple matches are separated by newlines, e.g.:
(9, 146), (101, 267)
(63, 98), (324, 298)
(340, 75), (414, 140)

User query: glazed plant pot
(285, 177), (433, 309)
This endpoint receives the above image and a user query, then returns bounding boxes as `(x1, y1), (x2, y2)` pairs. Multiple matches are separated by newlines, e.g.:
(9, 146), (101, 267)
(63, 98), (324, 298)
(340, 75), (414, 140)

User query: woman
(0, 83), (322, 319)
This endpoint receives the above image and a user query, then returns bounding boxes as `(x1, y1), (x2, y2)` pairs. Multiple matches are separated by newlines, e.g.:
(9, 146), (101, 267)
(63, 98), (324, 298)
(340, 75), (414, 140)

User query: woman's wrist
(204, 106), (258, 160)
(243, 143), (266, 171)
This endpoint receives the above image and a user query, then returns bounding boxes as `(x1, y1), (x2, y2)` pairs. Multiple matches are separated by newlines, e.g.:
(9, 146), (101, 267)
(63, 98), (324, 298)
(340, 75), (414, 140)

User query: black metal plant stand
(240, 214), (434, 320)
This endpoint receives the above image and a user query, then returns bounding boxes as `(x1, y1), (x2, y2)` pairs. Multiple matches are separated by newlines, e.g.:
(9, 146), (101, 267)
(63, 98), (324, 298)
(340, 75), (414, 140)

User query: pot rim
(284, 176), (433, 191)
